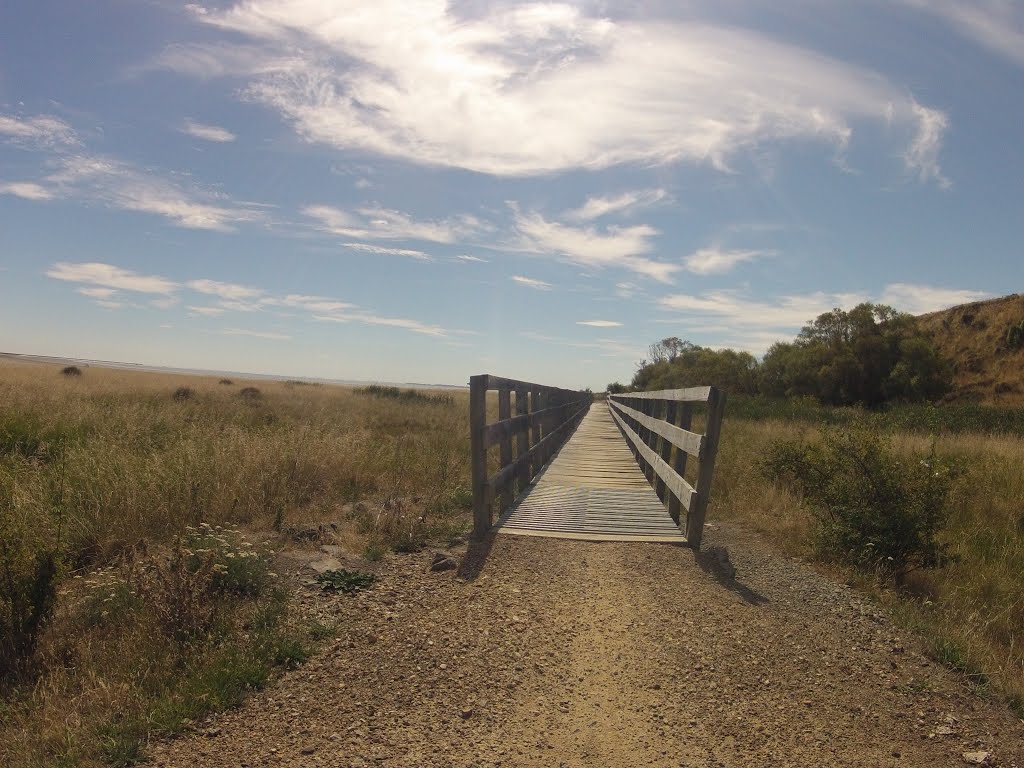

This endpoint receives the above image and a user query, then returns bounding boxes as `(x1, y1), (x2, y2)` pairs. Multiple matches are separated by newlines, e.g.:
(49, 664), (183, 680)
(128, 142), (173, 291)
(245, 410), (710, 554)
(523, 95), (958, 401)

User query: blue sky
(1, 1), (1021, 389)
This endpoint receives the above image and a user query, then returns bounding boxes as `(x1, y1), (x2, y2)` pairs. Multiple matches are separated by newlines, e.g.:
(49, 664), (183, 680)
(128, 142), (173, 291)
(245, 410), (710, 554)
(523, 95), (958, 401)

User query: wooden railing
(607, 387), (726, 549)
(469, 375), (592, 539)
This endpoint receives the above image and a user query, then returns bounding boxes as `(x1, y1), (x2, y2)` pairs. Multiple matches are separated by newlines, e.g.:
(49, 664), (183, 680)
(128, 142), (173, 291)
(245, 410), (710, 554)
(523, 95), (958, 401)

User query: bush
(238, 387), (261, 401)
(354, 384), (453, 406)
(171, 386), (195, 403)
(218, 378), (234, 386)
(760, 425), (959, 579)
(60, 366), (82, 377)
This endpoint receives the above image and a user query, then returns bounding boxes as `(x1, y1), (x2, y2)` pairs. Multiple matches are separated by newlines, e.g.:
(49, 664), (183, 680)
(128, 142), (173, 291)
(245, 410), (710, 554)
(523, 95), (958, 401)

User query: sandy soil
(148, 524), (1024, 767)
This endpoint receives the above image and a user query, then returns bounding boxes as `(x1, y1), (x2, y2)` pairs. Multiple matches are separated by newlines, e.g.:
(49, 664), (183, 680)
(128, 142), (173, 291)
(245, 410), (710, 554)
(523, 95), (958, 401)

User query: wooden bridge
(469, 375), (726, 549)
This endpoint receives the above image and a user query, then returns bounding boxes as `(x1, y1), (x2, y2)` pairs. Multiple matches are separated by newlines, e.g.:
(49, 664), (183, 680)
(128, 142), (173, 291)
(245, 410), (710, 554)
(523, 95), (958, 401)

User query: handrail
(469, 374), (592, 539)
(608, 388), (726, 549)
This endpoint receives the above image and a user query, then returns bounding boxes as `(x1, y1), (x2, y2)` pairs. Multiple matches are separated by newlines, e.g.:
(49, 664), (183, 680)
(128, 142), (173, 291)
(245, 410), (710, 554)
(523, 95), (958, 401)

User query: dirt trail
(150, 525), (1024, 767)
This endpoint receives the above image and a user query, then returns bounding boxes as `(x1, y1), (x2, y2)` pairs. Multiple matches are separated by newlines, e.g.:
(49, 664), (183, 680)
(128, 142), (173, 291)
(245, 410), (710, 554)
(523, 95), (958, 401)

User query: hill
(916, 293), (1024, 405)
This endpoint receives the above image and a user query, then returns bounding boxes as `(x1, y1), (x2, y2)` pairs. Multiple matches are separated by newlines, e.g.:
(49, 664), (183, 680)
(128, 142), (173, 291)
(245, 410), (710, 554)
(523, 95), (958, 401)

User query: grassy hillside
(917, 293), (1024, 405)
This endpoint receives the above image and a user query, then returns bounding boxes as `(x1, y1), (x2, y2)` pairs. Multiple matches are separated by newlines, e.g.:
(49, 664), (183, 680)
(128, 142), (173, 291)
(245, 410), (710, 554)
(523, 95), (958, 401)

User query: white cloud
(95, 299), (124, 310)
(46, 262), (179, 294)
(904, 0), (1024, 67)
(180, 119), (237, 142)
(879, 283), (990, 315)
(221, 327), (291, 340)
(564, 189), (667, 222)
(342, 243), (432, 261)
(179, 2), (948, 183)
(577, 320), (623, 327)
(187, 278), (264, 300)
(0, 181), (55, 200)
(683, 247), (766, 275)
(314, 312), (446, 336)
(189, 305), (228, 317)
(906, 103), (950, 189)
(512, 275), (553, 291)
(44, 154), (266, 231)
(659, 289), (869, 330)
(521, 331), (639, 359)
(78, 287), (118, 299)
(514, 211), (678, 282)
(151, 297), (180, 310)
(0, 113), (79, 149)
(454, 254), (488, 263)
(303, 204), (478, 244)
(261, 294), (355, 313)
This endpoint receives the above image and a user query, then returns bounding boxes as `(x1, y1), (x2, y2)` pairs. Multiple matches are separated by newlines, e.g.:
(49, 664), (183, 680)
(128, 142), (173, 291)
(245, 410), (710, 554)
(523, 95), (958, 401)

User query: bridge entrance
(494, 406), (686, 542)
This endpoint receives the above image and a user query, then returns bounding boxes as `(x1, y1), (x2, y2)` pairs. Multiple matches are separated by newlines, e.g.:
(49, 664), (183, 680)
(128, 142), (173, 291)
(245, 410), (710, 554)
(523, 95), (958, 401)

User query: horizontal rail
(608, 406), (695, 512)
(470, 374), (591, 539)
(608, 399), (704, 459)
(480, 374), (584, 397)
(610, 386), (712, 403)
(486, 408), (585, 497)
(482, 402), (574, 449)
(608, 386), (726, 549)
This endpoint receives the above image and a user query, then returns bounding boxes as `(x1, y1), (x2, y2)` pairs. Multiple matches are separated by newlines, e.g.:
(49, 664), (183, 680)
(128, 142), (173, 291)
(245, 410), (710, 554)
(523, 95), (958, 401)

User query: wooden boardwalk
(493, 405), (687, 543)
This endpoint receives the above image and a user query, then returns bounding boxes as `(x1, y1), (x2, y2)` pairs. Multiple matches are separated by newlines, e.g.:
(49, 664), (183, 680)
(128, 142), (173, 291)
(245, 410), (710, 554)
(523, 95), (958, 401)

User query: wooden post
(656, 399), (674, 506)
(498, 387), (512, 513)
(469, 375), (489, 539)
(530, 389), (543, 477)
(515, 388), (529, 493)
(687, 388), (726, 549)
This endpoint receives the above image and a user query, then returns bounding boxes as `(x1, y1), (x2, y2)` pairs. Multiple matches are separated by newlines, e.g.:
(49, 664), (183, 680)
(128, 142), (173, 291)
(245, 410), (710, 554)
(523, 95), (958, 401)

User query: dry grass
(917, 292), (1024, 405)
(711, 413), (1024, 713)
(0, 358), (473, 766)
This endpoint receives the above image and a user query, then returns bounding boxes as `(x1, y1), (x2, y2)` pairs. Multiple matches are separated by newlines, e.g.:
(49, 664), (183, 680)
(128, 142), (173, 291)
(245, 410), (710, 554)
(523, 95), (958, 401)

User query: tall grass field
(3, 357), (1024, 766)
(0, 359), (472, 766)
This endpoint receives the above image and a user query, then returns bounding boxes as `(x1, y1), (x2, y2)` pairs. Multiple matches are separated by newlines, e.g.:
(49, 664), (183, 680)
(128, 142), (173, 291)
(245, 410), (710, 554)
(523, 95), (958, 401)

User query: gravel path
(149, 524), (1024, 767)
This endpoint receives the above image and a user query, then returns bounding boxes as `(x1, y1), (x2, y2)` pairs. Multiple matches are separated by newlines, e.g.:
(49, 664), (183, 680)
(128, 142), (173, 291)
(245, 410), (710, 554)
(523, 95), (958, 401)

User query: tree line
(609, 303), (953, 407)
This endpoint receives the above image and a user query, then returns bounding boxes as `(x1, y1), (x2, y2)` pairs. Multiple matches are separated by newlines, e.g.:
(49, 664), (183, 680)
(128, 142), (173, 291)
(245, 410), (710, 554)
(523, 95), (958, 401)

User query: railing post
(687, 388), (726, 549)
(469, 375), (490, 539)
(515, 387), (529, 492)
(497, 386), (513, 513)
(656, 399), (673, 505)
(530, 388), (543, 477)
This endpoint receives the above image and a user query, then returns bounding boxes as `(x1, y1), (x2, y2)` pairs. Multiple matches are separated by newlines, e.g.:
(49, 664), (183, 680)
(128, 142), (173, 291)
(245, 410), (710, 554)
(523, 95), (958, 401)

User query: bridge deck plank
(493, 405), (687, 543)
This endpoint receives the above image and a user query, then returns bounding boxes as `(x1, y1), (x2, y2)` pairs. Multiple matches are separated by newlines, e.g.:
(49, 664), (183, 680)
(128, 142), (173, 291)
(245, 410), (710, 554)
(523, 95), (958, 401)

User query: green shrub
(354, 384), (454, 406)
(60, 366), (82, 377)
(1006, 321), (1024, 350)
(760, 425), (959, 579)
(315, 569), (375, 593)
(171, 386), (195, 403)
(182, 524), (270, 598)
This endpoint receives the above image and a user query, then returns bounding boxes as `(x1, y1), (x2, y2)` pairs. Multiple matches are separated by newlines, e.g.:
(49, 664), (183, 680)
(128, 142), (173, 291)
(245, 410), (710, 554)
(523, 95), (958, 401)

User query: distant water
(0, 352), (468, 390)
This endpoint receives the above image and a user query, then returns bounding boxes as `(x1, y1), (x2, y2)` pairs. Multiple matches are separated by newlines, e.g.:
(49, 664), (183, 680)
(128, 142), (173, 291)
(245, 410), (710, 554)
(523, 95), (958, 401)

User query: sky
(0, 1), (1021, 390)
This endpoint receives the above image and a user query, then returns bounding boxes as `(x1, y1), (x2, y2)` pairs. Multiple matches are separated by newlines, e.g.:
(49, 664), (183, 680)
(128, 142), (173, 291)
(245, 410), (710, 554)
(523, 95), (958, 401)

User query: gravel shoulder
(149, 524), (1024, 767)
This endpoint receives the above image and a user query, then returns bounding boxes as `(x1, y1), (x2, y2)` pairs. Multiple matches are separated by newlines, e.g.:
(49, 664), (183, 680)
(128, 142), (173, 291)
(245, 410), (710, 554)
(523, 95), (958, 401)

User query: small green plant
(315, 569), (375, 593)
(760, 425), (960, 580)
(182, 524), (271, 598)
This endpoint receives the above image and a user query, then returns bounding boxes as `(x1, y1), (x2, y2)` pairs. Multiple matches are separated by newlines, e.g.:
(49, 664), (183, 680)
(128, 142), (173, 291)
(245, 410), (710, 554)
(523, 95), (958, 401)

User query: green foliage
(727, 395), (1024, 437)
(60, 366), (82, 377)
(315, 569), (375, 593)
(634, 304), (952, 407)
(0, 539), (58, 681)
(606, 382), (627, 394)
(632, 339), (759, 394)
(354, 384), (454, 406)
(171, 386), (195, 402)
(760, 426), (959, 578)
(761, 303), (952, 406)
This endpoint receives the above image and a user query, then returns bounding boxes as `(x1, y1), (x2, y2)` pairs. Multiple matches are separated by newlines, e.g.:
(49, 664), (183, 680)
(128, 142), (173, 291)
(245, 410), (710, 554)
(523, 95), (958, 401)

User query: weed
(238, 386), (261, 401)
(354, 384), (454, 406)
(315, 569), (375, 593)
